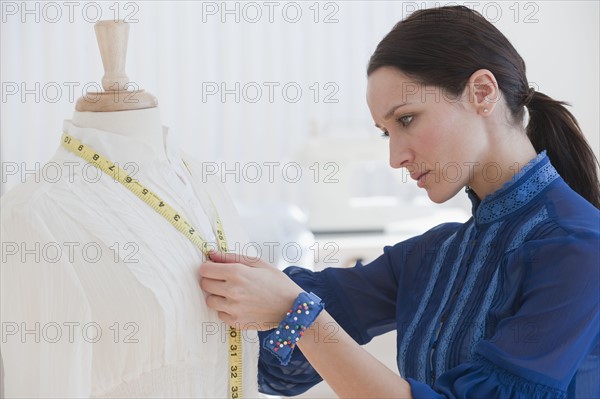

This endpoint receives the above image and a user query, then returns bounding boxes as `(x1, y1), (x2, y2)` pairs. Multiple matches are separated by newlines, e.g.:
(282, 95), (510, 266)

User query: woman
(199, 6), (599, 398)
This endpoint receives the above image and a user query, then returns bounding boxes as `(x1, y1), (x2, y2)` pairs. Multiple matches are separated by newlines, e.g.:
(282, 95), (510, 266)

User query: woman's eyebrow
(384, 103), (409, 120)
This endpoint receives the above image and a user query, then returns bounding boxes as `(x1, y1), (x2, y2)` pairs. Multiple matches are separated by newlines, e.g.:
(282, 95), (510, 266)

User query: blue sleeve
(258, 223), (460, 396)
(257, 249), (399, 395)
(407, 232), (600, 399)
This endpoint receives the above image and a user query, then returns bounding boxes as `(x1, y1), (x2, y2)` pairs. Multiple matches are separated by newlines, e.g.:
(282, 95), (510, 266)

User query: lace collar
(466, 151), (559, 225)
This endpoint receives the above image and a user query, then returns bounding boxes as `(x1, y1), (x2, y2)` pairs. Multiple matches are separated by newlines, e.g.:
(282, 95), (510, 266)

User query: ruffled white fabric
(0, 121), (263, 398)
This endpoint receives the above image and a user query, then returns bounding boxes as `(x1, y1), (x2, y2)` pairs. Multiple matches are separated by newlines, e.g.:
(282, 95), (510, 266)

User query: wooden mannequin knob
(76, 20), (158, 112)
(96, 20), (130, 91)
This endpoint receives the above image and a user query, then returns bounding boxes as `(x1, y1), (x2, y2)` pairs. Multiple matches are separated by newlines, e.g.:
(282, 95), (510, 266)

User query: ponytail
(526, 92), (600, 208)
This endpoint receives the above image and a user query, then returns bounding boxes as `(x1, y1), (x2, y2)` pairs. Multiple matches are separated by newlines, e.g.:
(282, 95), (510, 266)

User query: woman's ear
(465, 69), (499, 116)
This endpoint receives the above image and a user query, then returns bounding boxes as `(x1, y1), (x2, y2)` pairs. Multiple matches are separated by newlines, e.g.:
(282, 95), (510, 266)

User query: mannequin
(0, 19), (261, 398)
(71, 20), (167, 163)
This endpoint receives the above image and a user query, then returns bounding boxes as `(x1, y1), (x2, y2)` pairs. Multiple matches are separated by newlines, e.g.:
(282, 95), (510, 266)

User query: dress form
(72, 20), (166, 162)
(1, 19), (262, 398)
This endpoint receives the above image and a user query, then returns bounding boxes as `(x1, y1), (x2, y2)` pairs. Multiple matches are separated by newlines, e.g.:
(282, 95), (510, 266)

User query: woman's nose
(389, 138), (412, 169)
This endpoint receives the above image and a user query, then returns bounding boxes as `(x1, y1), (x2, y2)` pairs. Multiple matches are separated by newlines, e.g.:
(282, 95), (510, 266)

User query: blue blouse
(257, 152), (600, 398)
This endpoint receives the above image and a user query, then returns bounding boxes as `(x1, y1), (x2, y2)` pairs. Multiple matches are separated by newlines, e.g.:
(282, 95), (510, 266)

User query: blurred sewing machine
(295, 134), (470, 234)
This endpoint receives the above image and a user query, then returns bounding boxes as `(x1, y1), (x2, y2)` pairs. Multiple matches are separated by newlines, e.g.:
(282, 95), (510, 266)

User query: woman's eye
(381, 131), (389, 139)
(397, 115), (413, 127)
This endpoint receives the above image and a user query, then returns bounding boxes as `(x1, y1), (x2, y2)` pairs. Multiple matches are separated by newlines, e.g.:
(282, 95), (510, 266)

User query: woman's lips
(411, 171), (430, 188)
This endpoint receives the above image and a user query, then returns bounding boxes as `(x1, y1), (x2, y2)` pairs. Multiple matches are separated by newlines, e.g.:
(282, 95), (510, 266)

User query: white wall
(2, 0), (598, 214)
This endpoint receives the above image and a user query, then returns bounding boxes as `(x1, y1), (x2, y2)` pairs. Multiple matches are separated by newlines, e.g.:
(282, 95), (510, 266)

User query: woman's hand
(199, 251), (303, 330)
(201, 252), (413, 398)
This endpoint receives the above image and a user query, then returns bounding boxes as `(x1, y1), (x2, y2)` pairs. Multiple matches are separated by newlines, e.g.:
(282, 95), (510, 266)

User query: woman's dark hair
(367, 6), (600, 208)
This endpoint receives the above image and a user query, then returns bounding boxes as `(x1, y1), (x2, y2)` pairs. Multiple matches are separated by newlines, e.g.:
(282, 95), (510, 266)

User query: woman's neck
(470, 128), (538, 199)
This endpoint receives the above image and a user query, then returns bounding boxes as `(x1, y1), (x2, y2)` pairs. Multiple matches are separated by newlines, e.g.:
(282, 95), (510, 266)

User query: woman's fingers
(205, 292), (254, 326)
(200, 277), (229, 297)
(198, 260), (240, 280)
(217, 311), (235, 326)
(208, 251), (271, 268)
(205, 293), (228, 313)
(198, 253), (301, 328)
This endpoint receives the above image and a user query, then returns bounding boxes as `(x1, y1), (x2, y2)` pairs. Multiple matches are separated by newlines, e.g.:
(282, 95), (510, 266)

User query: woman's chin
(424, 185), (462, 204)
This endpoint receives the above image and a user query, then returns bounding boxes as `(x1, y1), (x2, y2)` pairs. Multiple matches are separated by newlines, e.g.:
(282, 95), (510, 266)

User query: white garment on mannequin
(71, 107), (167, 163)
(0, 120), (262, 398)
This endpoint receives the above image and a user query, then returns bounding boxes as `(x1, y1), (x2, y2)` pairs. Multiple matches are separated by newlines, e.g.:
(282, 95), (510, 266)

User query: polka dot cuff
(262, 291), (324, 366)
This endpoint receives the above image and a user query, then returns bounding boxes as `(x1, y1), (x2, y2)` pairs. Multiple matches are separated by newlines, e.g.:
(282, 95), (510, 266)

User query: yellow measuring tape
(61, 132), (243, 399)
